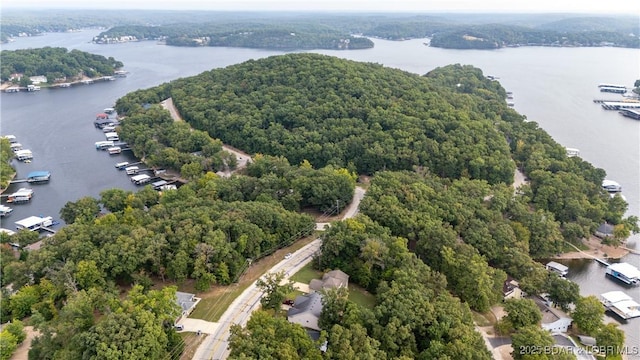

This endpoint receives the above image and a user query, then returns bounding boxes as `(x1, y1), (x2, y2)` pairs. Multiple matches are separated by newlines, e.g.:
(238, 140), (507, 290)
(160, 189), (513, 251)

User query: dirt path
(555, 236), (629, 260)
(10, 326), (39, 360)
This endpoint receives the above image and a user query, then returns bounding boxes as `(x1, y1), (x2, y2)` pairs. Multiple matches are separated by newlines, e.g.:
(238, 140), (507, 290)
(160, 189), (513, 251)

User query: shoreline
(554, 236), (630, 260)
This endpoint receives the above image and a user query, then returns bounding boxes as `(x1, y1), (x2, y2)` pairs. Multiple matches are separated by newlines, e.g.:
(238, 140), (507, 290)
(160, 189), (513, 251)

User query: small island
(0, 47), (124, 92)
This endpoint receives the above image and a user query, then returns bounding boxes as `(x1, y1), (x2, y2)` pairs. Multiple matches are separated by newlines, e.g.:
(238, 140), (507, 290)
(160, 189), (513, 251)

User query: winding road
(192, 186), (366, 360)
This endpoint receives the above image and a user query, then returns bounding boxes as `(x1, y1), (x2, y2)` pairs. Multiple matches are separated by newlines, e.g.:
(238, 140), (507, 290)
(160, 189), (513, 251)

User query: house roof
(175, 291), (197, 312)
(309, 269), (350, 292)
(288, 292), (323, 318)
(323, 270), (349, 284)
(596, 223), (614, 236)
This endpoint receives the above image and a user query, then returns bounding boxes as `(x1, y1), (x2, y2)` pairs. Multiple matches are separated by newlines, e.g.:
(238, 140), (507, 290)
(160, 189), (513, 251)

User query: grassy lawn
(347, 284), (376, 309)
(290, 262), (322, 284)
(471, 311), (495, 327)
(178, 332), (205, 360)
(189, 235), (317, 322)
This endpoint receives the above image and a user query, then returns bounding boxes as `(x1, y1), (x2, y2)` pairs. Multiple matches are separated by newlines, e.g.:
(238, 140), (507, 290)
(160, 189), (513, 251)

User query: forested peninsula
(2, 54), (636, 358)
(0, 47), (123, 85)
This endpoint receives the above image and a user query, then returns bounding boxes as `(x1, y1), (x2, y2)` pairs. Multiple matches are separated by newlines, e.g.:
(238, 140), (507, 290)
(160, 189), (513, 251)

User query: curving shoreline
(554, 236), (630, 260)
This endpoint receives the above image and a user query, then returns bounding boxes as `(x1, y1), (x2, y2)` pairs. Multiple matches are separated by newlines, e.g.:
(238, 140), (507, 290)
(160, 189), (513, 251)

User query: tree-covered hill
(0, 47), (124, 83)
(119, 54), (515, 184)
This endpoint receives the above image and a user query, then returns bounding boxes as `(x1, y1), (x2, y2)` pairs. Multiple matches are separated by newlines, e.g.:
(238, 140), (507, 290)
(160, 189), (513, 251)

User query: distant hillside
(535, 16), (640, 33)
(0, 47), (123, 84)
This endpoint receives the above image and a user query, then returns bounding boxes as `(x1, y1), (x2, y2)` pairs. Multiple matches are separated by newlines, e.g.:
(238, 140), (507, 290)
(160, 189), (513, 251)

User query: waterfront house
(595, 223), (614, 239)
(503, 278), (523, 300)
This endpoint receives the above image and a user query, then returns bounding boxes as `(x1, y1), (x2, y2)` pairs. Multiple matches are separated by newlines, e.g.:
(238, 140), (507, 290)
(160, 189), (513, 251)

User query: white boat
(606, 263), (640, 286)
(105, 132), (119, 142)
(125, 166), (139, 175)
(15, 215), (54, 231)
(107, 146), (122, 155)
(15, 149), (33, 161)
(104, 107), (115, 114)
(2, 135), (17, 143)
(546, 261), (569, 277)
(131, 174), (151, 185)
(115, 162), (129, 170)
(10, 143), (23, 152)
(7, 188), (34, 203)
(601, 291), (640, 320)
(95, 141), (114, 150)
(602, 179), (622, 193)
(565, 147), (580, 157)
(0, 205), (13, 217)
(27, 85), (41, 91)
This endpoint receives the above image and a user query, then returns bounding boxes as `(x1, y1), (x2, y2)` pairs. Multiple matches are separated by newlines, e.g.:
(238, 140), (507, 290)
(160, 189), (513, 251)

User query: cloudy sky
(2, 0), (640, 14)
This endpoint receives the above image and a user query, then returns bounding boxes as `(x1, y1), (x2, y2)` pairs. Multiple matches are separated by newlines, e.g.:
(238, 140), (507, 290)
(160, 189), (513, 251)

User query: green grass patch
(347, 284), (376, 309)
(290, 262), (322, 284)
(189, 285), (246, 322)
(471, 311), (495, 326)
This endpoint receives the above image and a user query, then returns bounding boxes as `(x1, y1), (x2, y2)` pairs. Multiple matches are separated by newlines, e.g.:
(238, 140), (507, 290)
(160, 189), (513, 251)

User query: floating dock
(606, 263), (640, 286)
(15, 215), (58, 233)
(546, 261), (569, 277)
(601, 291), (640, 320)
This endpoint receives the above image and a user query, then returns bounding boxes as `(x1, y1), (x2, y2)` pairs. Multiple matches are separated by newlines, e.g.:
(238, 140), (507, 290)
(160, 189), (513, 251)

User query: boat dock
(600, 291), (640, 320)
(595, 258), (611, 266)
(599, 101), (640, 110)
(15, 215), (58, 233)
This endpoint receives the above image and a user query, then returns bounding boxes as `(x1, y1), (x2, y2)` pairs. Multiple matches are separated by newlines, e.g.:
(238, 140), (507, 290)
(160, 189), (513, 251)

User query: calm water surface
(1, 30), (639, 353)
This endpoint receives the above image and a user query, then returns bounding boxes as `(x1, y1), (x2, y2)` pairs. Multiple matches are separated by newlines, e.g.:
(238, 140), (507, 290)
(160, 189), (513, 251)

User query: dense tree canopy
(0, 47), (123, 83)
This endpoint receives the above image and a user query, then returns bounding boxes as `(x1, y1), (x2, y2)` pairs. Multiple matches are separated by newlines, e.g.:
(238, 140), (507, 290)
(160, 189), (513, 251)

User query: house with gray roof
(309, 269), (349, 292)
(176, 291), (200, 320)
(287, 292), (323, 331)
(595, 223), (614, 239)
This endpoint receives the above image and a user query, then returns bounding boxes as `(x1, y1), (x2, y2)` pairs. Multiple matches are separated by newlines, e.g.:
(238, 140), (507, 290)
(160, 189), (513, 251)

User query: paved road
(192, 185), (367, 360)
(160, 97), (251, 177)
(215, 145), (251, 178)
(193, 240), (322, 360)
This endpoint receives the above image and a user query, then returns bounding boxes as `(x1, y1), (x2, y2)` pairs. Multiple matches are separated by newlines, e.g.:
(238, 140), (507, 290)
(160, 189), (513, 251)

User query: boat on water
(15, 149), (33, 161)
(565, 147), (580, 157)
(115, 161), (130, 170)
(2, 135), (17, 143)
(602, 179), (622, 193)
(105, 132), (119, 142)
(27, 171), (51, 183)
(27, 85), (41, 92)
(598, 83), (627, 90)
(0, 205), (13, 217)
(6, 188), (34, 203)
(125, 166), (139, 175)
(10, 143), (23, 152)
(606, 263), (640, 286)
(104, 107), (116, 114)
(600, 291), (640, 320)
(107, 146), (122, 155)
(131, 174), (151, 185)
(619, 109), (640, 120)
(546, 261), (569, 277)
(15, 215), (56, 231)
(95, 141), (114, 150)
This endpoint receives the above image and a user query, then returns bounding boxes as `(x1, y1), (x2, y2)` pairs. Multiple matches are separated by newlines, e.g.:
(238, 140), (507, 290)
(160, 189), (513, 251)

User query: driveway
(178, 318), (220, 335)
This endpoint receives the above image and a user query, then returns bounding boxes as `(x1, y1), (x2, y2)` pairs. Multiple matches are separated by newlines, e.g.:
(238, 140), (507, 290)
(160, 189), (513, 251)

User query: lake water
(1, 29), (639, 354)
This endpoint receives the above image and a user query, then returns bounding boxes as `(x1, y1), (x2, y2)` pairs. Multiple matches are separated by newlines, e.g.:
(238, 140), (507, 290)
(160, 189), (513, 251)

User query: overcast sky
(2, 0), (640, 14)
